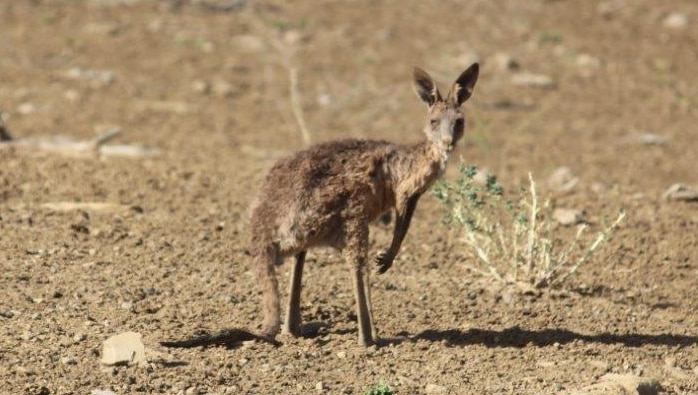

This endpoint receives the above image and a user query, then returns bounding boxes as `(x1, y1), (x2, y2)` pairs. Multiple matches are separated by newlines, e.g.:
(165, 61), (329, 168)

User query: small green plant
(432, 164), (625, 288)
(365, 382), (395, 395)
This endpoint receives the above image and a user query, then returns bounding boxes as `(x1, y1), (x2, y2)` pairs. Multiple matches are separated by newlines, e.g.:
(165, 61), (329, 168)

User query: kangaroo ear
(412, 67), (442, 107)
(449, 63), (479, 106)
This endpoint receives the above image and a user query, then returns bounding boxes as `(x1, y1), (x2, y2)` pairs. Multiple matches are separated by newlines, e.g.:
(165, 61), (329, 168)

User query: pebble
(588, 359), (610, 372)
(553, 208), (585, 226)
(663, 183), (698, 202)
(490, 52), (519, 71)
(315, 381), (324, 392)
(425, 383), (447, 394)
(336, 351), (347, 359)
(63, 67), (115, 85)
(547, 166), (579, 193)
(511, 72), (556, 89)
(536, 360), (556, 368)
(232, 35), (266, 53)
(600, 373), (660, 395)
(191, 80), (210, 94)
(663, 13), (688, 29)
(636, 133), (669, 145)
(212, 80), (237, 98)
(84, 22), (120, 35)
(17, 102), (37, 115)
(101, 331), (146, 366)
(576, 53), (601, 69)
(91, 390), (117, 395)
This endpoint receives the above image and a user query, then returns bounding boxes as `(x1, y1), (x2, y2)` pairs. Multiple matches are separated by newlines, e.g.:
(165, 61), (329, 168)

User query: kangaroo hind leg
(283, 250), (306, 337)
(256, 244), (282, 340)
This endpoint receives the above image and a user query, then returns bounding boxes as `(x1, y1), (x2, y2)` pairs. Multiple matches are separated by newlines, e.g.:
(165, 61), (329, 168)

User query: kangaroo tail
(160, 328), (280, 349)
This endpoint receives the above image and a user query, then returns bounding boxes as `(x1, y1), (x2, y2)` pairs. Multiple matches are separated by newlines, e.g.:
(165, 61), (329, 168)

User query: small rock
(317, 94), (332, 107)
(185, 386), (199, 395)
(588, 359), (610, 372)
(61, 356), (78, 365)
(315, 381), (324, 392)
(91, 390), (117, 395)
(663, 13), (688, 29)
(425, 383), (447, 394)
(283, 30), (306, 46)
(232, 35), (266, 53)
(238, 358), (249, 366)
(664, 357), (676, 368)
(17, 102), (37, 115)
(472, 167), (492, 186)
(0, 310), (14, 318)
(64, 89), (81, 101)
(553, 208), (585, 226)
(63, 67), (115, 86)
(636, 133), (669, 145)
(576, 53), (601, 69)
(600, 373), (660, 395)
(536, 360), (556, 368)
(336, 351), (347, 359)
(84, 22), (120, 35)
(73, 333), (87, 343)
(511, 72), (556, 89)
(101, 331), (146, 366)
(597, 0), (625, 18)
(212, 80), (237, 97)
(665, 365), (692, 380)
(490, 52), (519, 72)
(663, 183), (698, 202)
(191, 80), (210, 94)
(547, 166), (579, 193)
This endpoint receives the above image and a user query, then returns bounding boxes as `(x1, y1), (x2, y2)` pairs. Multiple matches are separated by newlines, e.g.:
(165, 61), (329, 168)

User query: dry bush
(432, 165), (625, 288)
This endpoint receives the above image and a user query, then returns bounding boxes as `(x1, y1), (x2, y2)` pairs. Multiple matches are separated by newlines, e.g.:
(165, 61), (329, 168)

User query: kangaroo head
(412, 63), (479, 153)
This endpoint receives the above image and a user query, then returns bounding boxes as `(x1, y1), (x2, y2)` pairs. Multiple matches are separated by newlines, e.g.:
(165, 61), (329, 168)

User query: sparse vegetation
(432, 164), (625, 288)
(365, 382), (395, 395)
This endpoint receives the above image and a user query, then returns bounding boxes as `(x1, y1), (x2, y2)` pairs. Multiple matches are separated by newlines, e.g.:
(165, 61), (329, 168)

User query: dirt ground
(1, 0), (698, 394)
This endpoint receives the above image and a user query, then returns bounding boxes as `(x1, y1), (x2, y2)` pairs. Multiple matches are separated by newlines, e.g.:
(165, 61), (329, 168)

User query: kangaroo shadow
(399, 326), (698, 348)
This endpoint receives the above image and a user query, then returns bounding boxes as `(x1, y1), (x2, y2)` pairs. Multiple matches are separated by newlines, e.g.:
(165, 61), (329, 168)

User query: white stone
(576, 53), (601, 69)
(553, 208), (584, 226)
(17, 102), (37, 115)
(511, 72), (556, 89)
(425, 383), (447, 394)
(547, 166), (579, 193)
(663, 13), (688, 29)
(101, 331), (146, 366)
(491, 52), (519, 71)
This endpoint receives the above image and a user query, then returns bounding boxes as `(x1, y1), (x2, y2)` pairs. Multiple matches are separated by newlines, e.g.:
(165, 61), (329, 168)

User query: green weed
(432, 164), (625, 288)
(365, 382), (395, 395)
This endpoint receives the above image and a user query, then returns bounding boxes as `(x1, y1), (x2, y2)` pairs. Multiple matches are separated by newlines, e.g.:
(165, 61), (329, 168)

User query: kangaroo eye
(430, 119), (439, 128)
(454, 118), (464, 131)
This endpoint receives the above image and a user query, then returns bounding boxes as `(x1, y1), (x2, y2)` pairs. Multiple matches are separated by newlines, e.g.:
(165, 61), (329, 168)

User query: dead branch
(246, 12), (312, 147)
(0, 126), (161, 158)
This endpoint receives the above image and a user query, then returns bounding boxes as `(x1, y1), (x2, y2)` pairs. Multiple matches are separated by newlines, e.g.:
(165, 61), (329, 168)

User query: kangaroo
(161, 63), (479, 348)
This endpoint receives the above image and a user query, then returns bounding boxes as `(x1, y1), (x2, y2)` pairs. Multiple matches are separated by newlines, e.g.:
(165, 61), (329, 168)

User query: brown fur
(161, 64), (479, 349)
(251, 64), (479, 346)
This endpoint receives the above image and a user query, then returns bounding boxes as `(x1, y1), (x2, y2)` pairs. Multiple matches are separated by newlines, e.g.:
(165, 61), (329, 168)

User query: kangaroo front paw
(374, 250), (394, 274)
